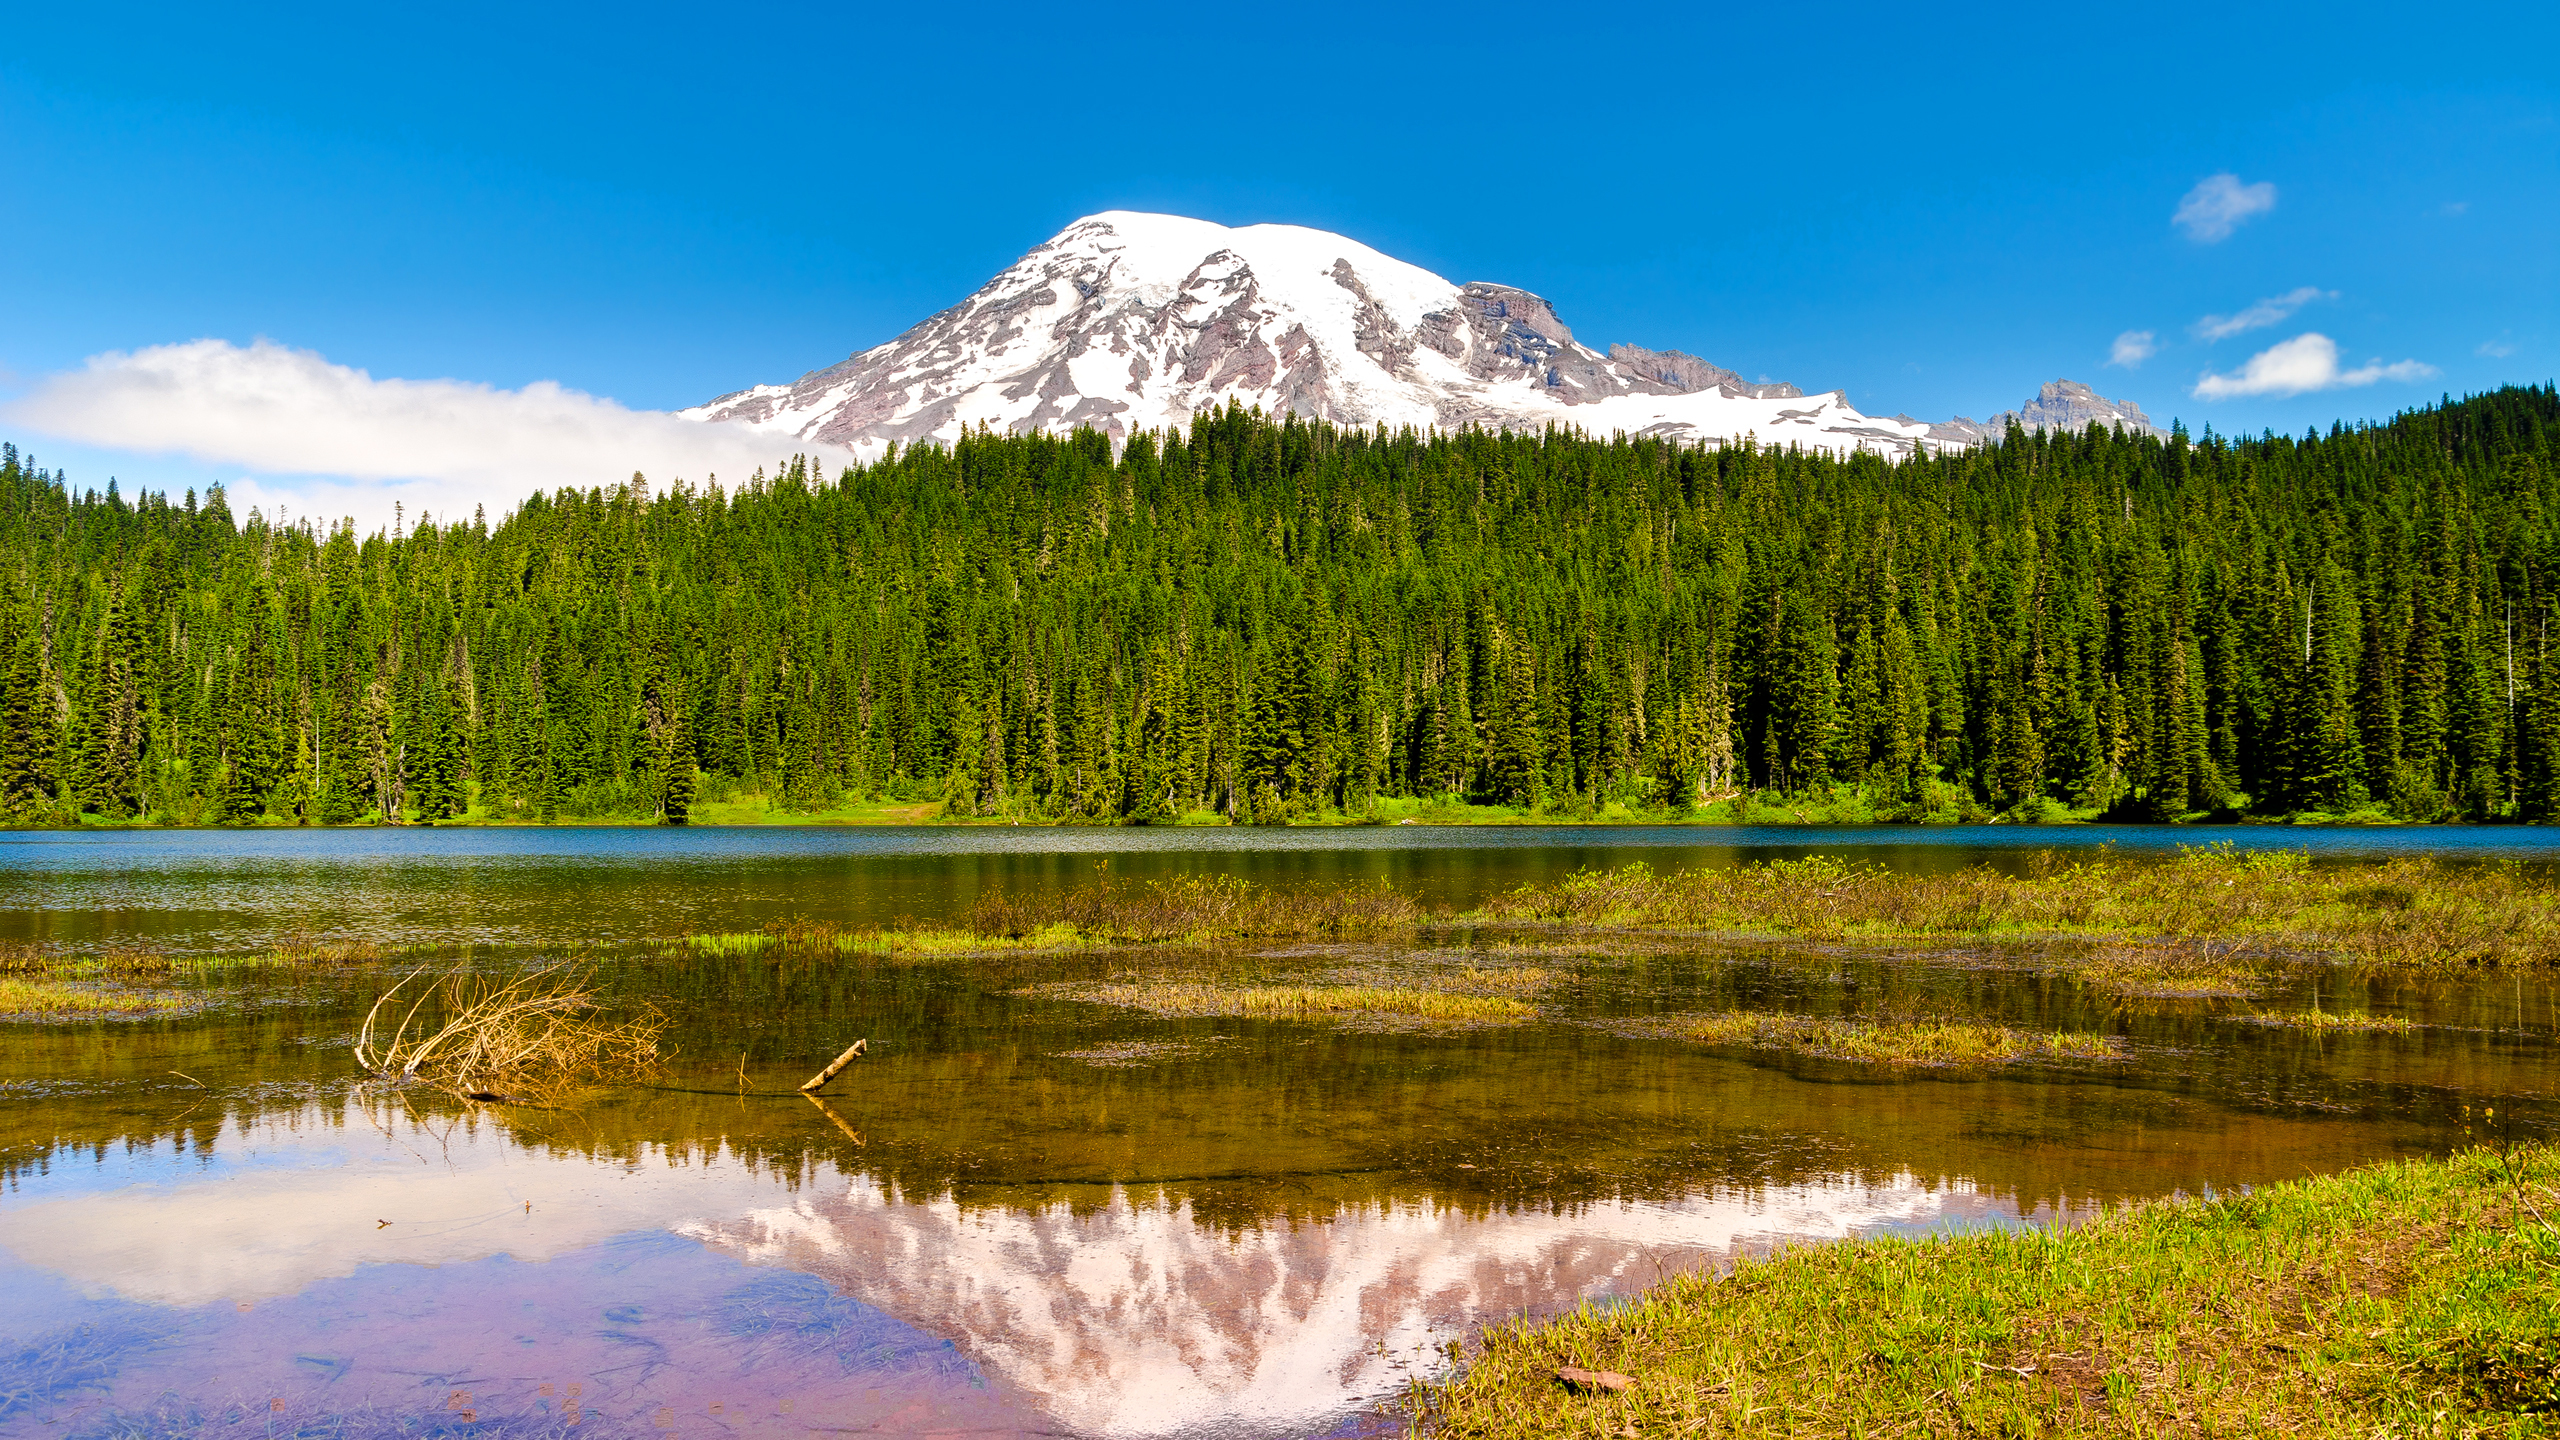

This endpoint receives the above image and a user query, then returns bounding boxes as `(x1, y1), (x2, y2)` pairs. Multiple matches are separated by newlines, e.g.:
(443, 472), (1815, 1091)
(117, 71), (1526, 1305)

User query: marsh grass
(2234, 1009), (2417, 1033)
(0, 941), (186, 1018)
(1624, 1011), (2124, 1067)
(0, 976), (189, 1018)
(1411, 1144), (2560, 1436)
(355, 965), (665, 1101)
(682, 917), (1093, 960)
(2063, 939), (2277, 997)
(263, 934), (393, 966)
(1481, 848), (2560, 975)
(666, 853), (2556, 985)
(1053, 980), (1537, 1026)
(1444, 965), (1555, 995)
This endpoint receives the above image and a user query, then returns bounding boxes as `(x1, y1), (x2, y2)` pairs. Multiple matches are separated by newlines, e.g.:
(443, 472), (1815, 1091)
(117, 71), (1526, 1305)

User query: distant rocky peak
(1926, 378), (2164, 447)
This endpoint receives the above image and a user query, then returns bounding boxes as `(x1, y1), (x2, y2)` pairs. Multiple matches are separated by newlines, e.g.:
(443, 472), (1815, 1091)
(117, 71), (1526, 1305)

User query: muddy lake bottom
(5, 828), (2560, 1437)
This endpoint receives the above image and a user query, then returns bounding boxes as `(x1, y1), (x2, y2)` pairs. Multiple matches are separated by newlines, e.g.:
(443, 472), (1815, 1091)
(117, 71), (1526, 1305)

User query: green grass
(1627, 1011), (2126, 1066)
(1412, 1143), (2560, 1436)
(1054, 980), (1539, 1025)
(0, 977), (189, 1018)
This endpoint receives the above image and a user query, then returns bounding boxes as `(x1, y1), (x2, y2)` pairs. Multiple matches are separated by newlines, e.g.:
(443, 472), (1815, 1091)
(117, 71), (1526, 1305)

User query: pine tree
(1, 595), (58, 815)
(661, 702), (697, 825)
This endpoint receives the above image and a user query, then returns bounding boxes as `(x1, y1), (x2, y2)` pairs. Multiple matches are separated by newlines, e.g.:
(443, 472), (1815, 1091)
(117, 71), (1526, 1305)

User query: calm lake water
(5, 825), (2558, 1438)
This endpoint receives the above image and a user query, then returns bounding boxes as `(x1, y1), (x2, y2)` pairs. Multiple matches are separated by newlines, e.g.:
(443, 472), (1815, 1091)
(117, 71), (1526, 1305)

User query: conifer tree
(661, 703), (697, 825)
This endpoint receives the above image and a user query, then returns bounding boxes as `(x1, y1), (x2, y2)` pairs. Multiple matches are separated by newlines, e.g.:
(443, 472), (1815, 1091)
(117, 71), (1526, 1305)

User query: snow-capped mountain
(682, 212), (1949, 459)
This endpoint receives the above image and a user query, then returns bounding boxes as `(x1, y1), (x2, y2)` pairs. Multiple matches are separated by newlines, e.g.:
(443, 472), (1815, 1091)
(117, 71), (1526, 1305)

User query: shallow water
(5, 829), (2559, 1437)
(6, 822), (2558, 954)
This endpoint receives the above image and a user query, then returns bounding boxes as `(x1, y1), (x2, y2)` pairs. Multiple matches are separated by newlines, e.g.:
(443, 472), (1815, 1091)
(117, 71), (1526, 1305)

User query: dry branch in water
(800, 1038), (868, 1092)
(354, 965), (664, 1101)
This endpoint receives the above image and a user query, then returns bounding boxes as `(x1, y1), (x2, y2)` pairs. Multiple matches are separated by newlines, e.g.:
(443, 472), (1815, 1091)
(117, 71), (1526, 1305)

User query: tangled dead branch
(354, 965), (665, 1101)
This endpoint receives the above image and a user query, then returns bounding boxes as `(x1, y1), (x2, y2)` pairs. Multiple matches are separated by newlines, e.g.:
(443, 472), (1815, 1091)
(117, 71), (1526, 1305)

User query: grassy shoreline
(1409, 1143), (2560, 1436)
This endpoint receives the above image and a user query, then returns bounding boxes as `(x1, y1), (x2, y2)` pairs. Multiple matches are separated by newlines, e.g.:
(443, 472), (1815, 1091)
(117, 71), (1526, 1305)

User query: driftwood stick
(799, 1038), (867, 1092)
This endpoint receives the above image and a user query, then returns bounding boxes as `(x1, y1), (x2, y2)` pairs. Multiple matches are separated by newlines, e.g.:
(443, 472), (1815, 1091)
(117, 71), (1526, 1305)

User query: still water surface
(4, 826), (2557, 1437)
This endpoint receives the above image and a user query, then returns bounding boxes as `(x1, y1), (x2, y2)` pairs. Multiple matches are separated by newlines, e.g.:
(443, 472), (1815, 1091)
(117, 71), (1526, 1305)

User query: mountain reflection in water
(0, 1097), (2048, 1438)
(687, 1169), (2041, 1437)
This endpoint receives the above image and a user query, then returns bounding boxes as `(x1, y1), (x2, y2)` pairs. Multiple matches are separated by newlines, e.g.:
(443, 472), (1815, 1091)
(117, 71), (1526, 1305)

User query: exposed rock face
(682, 212), (1938, 459)
(1606, 344), (1804, 400)
(1925, 379), (2164, 447)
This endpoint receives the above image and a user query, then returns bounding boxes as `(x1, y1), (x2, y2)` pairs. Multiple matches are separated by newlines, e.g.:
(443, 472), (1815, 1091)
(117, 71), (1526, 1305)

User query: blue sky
(2, 0), (2553, 522)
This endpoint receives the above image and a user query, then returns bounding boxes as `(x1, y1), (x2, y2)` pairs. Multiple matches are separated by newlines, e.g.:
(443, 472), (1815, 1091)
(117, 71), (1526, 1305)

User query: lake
(4, 825), (2557, 1437)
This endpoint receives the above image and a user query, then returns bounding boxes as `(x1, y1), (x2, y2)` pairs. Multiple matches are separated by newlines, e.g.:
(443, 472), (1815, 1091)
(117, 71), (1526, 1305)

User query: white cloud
(2479, 336), (2518, 358)
(2172, 173), (2277, 242)
(2194, 286), (2333, 342)
(2106, 330), (2157, 368)
(2, 338), (851, 530)
(2192, 333), (2436, 400)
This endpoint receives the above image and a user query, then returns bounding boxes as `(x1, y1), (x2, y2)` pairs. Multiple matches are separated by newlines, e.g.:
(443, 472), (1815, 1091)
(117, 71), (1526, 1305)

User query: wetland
(4, 826), (2559, 1437)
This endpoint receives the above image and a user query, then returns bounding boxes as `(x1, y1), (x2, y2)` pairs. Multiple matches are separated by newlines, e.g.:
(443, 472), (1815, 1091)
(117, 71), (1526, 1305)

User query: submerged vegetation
(1413, 1143), (2560, 1436)
(3, 386), (2558, 829)
(1623, 1011), (2125, 1067)
(354, 965), (664, 1101)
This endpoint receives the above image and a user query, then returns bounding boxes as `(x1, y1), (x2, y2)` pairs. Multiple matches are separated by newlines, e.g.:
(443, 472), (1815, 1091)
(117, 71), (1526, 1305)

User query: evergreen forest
(3, 384), (2557, 828)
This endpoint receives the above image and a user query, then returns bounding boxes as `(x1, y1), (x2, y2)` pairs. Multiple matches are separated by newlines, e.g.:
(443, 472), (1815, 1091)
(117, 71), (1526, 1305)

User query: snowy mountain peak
(683, 212), (1941, 459)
